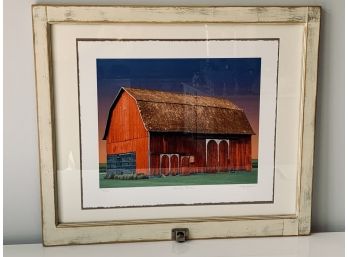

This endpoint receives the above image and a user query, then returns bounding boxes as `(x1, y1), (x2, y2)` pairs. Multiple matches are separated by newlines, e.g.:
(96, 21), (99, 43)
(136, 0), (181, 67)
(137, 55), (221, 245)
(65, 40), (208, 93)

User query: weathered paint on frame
(32, 5), (320, 246)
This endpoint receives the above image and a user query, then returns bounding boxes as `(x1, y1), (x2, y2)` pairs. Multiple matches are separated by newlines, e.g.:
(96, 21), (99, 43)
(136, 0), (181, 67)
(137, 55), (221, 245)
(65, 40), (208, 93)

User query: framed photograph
(32, 5), (321, 245)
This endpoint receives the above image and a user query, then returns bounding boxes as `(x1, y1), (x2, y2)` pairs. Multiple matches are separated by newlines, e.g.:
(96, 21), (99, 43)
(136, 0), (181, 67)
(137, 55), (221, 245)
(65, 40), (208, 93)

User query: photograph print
(97, 58), (261, 188)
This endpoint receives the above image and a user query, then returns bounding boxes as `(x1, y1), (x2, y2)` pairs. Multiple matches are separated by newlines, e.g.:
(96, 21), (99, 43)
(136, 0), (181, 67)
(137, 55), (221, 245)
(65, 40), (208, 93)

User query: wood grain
(44, 6), (311, 23)
(298, 6), (321, 235)
(106, 91), (149, 171)
(32, 6), (57, 245)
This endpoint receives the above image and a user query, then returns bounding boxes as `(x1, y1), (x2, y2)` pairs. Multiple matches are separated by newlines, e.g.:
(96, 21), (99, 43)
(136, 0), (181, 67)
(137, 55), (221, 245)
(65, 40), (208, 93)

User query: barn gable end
(104, 89), (149, 173)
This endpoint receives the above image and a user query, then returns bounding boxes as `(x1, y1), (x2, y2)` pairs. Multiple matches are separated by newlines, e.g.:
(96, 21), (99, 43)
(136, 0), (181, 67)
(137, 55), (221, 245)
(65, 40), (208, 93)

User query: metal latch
(172, 228), (189, 243)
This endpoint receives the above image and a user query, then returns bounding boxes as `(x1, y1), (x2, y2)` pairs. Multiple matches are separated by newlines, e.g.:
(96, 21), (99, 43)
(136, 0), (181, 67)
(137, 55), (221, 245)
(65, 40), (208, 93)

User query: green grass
(99, 168), (258, 188)
(252, 159), (258, 168)
(99, 163), (107, 173)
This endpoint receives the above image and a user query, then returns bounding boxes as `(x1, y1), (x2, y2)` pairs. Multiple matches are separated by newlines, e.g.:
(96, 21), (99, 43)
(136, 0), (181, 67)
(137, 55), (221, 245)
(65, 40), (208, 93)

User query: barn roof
(103, 87), (255, 139)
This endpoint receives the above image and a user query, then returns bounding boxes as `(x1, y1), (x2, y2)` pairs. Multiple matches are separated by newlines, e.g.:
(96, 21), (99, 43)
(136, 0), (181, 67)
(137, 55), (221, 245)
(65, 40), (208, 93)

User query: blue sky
(97, 58), (261, 97)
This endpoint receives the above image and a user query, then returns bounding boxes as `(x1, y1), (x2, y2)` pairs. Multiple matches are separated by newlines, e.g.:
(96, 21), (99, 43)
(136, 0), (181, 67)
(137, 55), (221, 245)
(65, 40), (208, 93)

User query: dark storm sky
(97, 58), (261, 96)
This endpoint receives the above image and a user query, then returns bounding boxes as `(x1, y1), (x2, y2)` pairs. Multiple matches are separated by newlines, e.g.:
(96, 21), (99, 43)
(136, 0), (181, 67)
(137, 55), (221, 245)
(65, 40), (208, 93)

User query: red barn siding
(245, 137), (252, 171)
(181, 156), (190, 175)
(150, 134), (207, 174)
(207, 141), (218, 172)
(235, 140), (240, 169)
(150, 154), (160, 175)
(149, 133), (252, 174)
(219, 141), (229, 171)
(171, 155), (179, 175)
(240, 139), (245, 169)
(161, 155), (170, 175)
(230, 140), (237, 170)
(228, 137), (252, 172)
(106, 92), (149, 174)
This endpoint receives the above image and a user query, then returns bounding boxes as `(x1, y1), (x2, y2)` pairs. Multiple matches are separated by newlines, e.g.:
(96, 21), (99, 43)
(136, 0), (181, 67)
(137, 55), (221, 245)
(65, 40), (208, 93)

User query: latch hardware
(172, 228), (189, 243)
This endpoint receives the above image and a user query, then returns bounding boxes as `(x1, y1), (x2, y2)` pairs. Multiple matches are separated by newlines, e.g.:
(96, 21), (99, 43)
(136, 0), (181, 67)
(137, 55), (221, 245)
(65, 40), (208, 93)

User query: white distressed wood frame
(32, 5), (321, 246)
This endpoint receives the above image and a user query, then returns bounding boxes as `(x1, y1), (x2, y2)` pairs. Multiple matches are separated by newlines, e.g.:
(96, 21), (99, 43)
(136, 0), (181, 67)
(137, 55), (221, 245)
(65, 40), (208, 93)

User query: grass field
(99, 163), (107, 173)
(99, 168), (258, 188)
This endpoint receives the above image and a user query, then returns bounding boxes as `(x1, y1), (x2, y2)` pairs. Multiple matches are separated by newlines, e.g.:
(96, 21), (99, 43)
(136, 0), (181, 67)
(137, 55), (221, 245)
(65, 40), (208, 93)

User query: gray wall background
(4, 0), (344, 244)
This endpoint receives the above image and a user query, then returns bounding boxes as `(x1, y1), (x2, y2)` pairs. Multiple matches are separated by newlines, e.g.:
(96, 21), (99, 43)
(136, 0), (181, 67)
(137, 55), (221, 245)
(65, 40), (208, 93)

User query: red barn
(103, 87), (255, 176)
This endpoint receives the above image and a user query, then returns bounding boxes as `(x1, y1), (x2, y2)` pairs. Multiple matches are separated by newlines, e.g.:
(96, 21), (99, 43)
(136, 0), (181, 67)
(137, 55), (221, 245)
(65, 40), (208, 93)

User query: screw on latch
(172, 228), (189, 243)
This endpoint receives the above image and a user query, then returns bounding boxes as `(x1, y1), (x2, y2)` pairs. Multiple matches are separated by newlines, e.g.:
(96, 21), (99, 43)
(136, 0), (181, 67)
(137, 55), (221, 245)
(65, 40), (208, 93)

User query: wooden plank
(230, 140), (237, 170)
(106, 91), (149, 171)
(298, 7), (321, 235)
(241, 138), (246, 169)
(170, 155), (179, 175)
(108, 92), (148, 143)
(44, 6), (310, 23)
(283, 218), (299, 236)
(32, 5), (57, 245)
(47, 218), (296, 246)
(245, 137), (252, 171)
(207, 140), (218, 171)
(161, 155), (170, 175)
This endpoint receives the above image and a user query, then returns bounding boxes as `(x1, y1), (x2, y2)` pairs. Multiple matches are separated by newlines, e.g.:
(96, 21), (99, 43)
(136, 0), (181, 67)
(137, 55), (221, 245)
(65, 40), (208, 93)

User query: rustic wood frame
(32, 5), (321, 246)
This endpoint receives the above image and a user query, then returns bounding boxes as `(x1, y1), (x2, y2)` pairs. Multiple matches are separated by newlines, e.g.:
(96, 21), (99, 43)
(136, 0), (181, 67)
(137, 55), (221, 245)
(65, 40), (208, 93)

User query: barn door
(160, 155), (169, 175)
(219, 141), (229, 171)
(181, 156), (190, 175)
(207, 140), (218, 172)
(150, 154), (160, 176)
(170, 155), (179, 175)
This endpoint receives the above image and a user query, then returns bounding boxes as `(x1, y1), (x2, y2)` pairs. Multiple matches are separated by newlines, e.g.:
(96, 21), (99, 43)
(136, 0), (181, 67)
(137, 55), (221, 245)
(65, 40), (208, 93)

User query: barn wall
(229, 136), (252, 171)
(150, 134), (206, 175)
(150, 133), (252, 174)
(106, 91), (149, 173)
